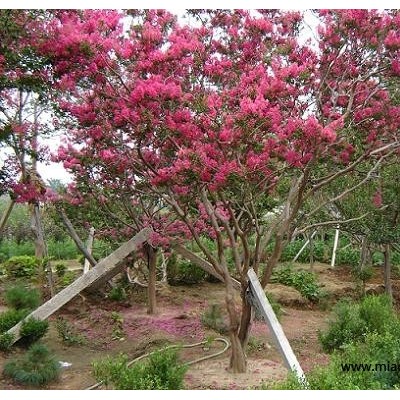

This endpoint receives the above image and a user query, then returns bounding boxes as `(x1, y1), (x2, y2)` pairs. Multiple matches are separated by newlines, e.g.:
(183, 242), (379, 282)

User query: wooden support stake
(59, 207), (97, 267)
(7, 228), (151, 344)
(83, 227), (95, 274)
(247, 268), (307, 386)
(331, 225), (340, 268)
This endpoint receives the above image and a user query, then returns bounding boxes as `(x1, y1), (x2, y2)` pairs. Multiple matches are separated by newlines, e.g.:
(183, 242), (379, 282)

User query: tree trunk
(358, 236), (370, 296)
(0, 199), (15, 236)
(225, 279), (247, 373)
(309, 231), (314, 270)
(32, 204), (55, 297)
(238, 290), (253, 349)
(146, 245), (157, 315)
(383, 244), (392, 302)
(32, 205), (46, 259)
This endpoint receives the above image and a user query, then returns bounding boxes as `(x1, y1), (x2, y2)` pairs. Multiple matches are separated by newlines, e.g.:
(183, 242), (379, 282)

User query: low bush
(167, 256), (207, 285)
(47, 238), (78, 260)
(92, 347), (188, 389)
(108, 286), (127, 302)
(271, 264), (322, 302)
(270, 322), (400, 390)
(59, 271), (76, 288)
(319, 294), (394, 353)
(0, 240), (35, 258)
(336, 247), (360, 267)
(3, 343), (60, 387)
(19, 318), (49, 346)
(0, 309), (29, 333)
(55, 317), (86, 346)
(4, 285), (41, 311)
(54, 263), (67, 277)
(3, 255), (39, 278)
(0, 332), (14, 352)
(280, 240), (331, 264)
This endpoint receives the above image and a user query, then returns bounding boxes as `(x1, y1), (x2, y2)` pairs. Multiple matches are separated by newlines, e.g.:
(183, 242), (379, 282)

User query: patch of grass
(110, 312), (125, 341)
(92, 347), (188, 389)
(3, 343), (60, 387)
(55, 317), (87, 346)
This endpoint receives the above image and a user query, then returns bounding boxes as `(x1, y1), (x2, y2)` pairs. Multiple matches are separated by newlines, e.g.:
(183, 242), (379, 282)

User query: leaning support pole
(247, 268), (307, 387)
(59, 207), (97, 267)
(293, 231), (317, 263)
(0, 199), (15, 236)
(7, 228), (151, 344)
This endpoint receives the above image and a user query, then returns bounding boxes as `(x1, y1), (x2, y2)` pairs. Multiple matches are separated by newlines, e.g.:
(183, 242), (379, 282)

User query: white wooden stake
(83, 227), (95, 274)
(247, 268), (308, 387)
(331, 225), (340, 268)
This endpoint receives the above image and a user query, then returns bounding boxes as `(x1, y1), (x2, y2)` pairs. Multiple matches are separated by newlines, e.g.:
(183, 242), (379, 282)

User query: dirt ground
(0, 261), (394, 390)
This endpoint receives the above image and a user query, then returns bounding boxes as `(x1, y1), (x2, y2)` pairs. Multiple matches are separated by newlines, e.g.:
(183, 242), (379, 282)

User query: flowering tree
(42, 9), (400, 372)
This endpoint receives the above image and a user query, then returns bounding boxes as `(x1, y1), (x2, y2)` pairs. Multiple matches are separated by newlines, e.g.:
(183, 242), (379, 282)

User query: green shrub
(392, 251), (400, 267)
(201, 304), (228, 334)
(108, 286), (127, 302)
(167, 256), (207, 285)
(0, 332), (14, 352)
(59, 270), (76, 287)
(0, 252), (8, 263)
(280, 240), (331, 264)
(268, 321), (400, 390)
(54, 263), (67, 277)
(55, 317), (86, 346)
(92, 348), (188, 389)
(372, 251), (384, 266)
(336, 247), (360, 267)
(0, 309), (29, 333)
(3, 343), (60, 387)
(4, 285), (41, 311)
(47, 238), (78, 260)
(351, 265), (374, 283)
(271, 264), (322, 302)
(19, 318), (49, 345)
(0, 240), (35, 258)
(319, 294), (394, 353)
(3, 255), (40, 278)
